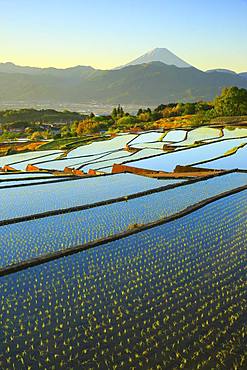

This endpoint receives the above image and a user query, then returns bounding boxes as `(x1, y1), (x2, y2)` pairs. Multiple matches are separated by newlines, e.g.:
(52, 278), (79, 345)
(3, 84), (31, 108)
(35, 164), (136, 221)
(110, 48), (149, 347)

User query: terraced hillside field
(0, 127), (246, 369)
(0, 172), (246, 269)
(0, 190), (246, 369)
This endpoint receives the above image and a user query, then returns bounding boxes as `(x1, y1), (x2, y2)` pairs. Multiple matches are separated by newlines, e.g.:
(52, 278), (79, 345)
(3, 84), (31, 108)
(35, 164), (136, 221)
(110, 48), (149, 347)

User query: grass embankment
(210, 116), (247, 125)
(224, 142), (246, 156)
(0, 141), (45, 157)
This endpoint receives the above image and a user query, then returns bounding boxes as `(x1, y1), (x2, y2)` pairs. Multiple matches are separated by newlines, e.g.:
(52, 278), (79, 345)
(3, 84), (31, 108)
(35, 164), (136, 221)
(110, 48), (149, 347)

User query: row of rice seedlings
(0, 191), (246, 368)
(0, 173), (246, 268)
(0, 173), (174, 221)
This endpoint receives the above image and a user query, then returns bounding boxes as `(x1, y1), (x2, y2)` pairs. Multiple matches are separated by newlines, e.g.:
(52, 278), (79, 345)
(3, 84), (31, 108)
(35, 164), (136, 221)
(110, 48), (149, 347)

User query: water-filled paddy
(1, 127), (246, 174)
(162, 129), (187, 142)
(0, 177), (74, 188)
(0, 172), (246, 268)
(11, 152), (63, 171)
(83, 148), (165, 172)
(124, 138), (247, 171)
(0, 174), (183, 221)
(35, 152), (117, 171)
(0, 190), (246, 369)
(172, 127), (222, 146)
(194, 144), (247, 170)
(128, 142), (165, 150)
(0, 172), (54, 180)
(128, 132), (163, 145)
(67, 134), (136, 157)
(0, 150), (61, 168)
(204, 127), (247, 143)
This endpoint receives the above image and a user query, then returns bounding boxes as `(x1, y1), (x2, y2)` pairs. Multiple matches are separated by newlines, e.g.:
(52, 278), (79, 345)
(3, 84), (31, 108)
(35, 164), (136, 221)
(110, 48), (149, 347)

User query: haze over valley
(1, 48), (247, 111)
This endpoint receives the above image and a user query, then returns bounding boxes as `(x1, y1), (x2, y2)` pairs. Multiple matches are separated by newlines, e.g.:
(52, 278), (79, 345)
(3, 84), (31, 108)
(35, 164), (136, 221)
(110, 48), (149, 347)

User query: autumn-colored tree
(76, 118), (109, 135)
(138, 112), (151, 122)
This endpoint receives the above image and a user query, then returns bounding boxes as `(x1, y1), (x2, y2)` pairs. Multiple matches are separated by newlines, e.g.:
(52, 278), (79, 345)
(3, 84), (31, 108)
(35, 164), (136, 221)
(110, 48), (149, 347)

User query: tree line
(1, 87), (247, 140)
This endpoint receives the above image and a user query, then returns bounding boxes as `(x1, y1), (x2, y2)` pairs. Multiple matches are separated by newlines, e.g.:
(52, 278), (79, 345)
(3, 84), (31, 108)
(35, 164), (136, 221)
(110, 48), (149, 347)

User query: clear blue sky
(0, 0), (246, 72)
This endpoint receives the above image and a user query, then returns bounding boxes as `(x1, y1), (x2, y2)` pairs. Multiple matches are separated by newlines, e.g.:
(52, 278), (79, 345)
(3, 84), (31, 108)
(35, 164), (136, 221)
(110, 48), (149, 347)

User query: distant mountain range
(240, 72), (247, 79)
(0, 62), (94, 77)
(206, 69), (237, 75)
(0, 48), (246, 106)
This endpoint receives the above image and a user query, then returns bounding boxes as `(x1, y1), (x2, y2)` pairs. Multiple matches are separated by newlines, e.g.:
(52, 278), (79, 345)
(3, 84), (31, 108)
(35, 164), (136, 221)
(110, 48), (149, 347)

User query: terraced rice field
(170, 127), (222, 146)
(0, 177), (76, 189)
(82, 149), (165, 173)
(204, 127), (247, 142)
(0, 172), (246, 268)
(66, 134), (137, 157)
(193, 144), (247, 170)
(1, 126), (247, 174)
(0, 150), (62, 168)
(0, 174), (184, 221)
(124, 138), (247, 172)
(0, 127), (246, 369)
(0, 172), (54, 180)
(128, 131), (163, 145)
(0, 190), (246, 369)
(36, 152), (130, 171)
(162, 129), (187, 142)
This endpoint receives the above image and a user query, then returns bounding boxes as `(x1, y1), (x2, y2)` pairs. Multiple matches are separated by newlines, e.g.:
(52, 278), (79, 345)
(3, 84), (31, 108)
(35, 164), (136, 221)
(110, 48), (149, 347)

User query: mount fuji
(116, 48), (192, 69)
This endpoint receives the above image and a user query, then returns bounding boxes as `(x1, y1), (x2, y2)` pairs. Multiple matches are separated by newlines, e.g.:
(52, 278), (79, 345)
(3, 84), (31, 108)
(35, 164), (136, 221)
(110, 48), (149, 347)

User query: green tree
(111, 107), (117, 119)
(151, 111), (162, 121)
(116, 104), (124, 117)
(117, 104), (121, 115)
(214, 87), (247, 116)
(61, 125), (71, 138)
(183, 103), (196, 115)
(70, 121), (79, 136)
(116, 116), (136, 127)
(195, 101), (213, 113)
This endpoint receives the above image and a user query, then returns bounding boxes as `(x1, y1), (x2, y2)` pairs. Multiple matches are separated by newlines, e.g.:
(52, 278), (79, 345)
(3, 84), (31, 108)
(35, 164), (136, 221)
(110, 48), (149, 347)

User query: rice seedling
(0, 191), (246, 369)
